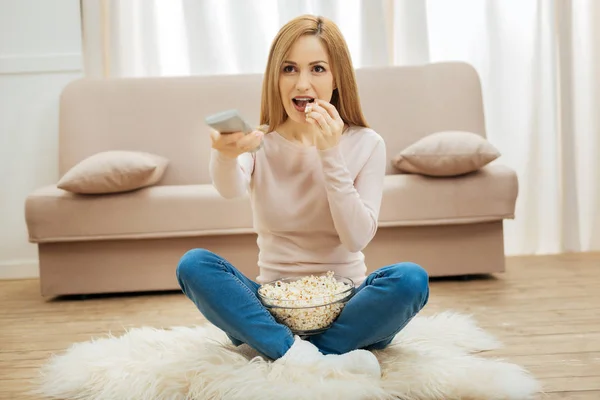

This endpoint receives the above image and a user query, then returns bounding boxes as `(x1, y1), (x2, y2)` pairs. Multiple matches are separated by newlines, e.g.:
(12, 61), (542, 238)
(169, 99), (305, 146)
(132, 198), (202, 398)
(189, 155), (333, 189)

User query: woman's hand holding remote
(209, 130), (264, 159)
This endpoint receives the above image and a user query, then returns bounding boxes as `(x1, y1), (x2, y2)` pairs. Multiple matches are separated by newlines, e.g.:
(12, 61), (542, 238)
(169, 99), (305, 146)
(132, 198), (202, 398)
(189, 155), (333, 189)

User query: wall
(0, 0), (83, 279)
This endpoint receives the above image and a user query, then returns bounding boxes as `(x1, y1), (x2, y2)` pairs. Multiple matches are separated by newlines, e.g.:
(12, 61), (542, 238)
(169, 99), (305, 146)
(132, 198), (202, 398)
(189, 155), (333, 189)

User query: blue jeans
(176, 249), (429, 360)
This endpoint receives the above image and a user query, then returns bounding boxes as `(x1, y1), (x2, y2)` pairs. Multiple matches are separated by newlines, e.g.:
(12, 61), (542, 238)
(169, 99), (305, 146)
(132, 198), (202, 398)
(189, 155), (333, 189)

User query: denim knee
(176, 248), (217, 284)
(389, 262), (430, 306)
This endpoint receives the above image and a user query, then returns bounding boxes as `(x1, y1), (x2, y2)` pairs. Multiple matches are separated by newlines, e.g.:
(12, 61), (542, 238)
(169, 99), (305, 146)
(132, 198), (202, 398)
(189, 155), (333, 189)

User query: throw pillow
(57, 150), (169, 194)
(392, 131), (500, 177)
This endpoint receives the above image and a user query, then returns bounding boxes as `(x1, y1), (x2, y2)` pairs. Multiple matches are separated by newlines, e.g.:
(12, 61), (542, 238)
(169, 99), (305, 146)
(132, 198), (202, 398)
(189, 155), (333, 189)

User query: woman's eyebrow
(283, 60), (329, 65)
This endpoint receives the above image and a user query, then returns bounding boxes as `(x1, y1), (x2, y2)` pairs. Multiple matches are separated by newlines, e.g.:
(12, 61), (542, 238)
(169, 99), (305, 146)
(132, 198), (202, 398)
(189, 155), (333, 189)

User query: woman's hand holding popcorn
(305, 100), (345, 151)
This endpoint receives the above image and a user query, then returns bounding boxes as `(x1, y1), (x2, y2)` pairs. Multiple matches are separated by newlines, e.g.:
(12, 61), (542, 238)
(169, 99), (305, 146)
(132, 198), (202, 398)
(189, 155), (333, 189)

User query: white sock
(320, 349), (381, 379)
(275, 335), (323, 367)
(275, 336), (381, 379)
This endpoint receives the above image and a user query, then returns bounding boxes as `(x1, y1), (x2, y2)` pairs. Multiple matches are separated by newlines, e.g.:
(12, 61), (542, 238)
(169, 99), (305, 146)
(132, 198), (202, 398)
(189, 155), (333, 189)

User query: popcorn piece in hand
(305, 104), (312, 116)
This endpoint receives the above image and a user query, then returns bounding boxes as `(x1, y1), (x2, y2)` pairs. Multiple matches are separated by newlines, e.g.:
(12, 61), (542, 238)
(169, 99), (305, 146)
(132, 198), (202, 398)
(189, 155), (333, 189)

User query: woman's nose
(295, 72), (311, 91)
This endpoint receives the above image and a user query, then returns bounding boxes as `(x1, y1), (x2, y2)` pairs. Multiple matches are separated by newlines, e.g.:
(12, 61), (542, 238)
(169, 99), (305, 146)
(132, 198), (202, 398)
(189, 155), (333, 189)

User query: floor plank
(1, 252), (599, 399)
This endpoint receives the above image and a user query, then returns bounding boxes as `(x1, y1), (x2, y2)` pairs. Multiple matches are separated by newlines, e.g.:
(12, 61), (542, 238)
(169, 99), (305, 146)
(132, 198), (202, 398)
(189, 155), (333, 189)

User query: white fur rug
(33, 312), (542, 400)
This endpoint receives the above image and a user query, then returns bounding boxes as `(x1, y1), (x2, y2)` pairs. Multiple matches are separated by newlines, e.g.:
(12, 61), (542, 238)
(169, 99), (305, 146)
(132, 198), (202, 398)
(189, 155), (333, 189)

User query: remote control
(205, 109), (263, 152)
(205, 109), (254, 134)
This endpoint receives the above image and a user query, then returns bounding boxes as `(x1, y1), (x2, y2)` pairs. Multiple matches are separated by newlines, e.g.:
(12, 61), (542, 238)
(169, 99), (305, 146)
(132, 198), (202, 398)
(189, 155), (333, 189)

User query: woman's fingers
(308, 101), (338, 134)
(221, 131), (246, 144)
(317, 100), (340, 120)
(210, 130), (244, 147)
(236, 130), (264, 151)
(307, 110), (331, 134)
(209, 129), (220, 144)
(210, 130), (254, 159)
(308, 102), (328, 122)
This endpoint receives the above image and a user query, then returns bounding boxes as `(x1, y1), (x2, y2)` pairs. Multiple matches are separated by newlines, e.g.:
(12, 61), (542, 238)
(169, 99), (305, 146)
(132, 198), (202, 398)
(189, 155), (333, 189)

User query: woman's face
(279, 35), (335, 125)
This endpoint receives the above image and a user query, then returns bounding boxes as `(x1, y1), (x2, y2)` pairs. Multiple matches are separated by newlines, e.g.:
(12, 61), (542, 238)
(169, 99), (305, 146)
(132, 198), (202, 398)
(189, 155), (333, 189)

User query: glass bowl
(257, 275), (355, 336)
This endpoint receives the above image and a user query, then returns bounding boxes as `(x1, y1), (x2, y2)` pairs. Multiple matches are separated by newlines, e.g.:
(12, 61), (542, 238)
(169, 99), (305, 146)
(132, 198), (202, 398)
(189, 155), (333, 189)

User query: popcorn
(258, 271), (353, 332)
(305, 103), (312, 115)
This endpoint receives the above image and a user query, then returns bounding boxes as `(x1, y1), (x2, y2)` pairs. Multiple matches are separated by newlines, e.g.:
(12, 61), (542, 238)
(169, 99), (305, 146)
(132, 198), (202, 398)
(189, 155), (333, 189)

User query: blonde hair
(259, 15), (368, 133)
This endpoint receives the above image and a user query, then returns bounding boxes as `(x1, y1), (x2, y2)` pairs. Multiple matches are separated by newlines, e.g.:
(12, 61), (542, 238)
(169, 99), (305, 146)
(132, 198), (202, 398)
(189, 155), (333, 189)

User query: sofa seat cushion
(26, 164), (517, 243)
(379, 164), (518, 226)
(25, 184), (254, 243)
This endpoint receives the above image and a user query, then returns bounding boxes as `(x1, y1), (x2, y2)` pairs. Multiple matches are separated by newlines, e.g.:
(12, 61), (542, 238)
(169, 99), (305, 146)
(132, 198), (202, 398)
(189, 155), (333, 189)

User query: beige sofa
(25, 62), (518, 297)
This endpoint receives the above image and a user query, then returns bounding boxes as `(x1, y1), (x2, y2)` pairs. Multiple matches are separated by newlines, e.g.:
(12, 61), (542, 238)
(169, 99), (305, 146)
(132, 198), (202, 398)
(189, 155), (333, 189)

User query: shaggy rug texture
(34, 311), (542, 400)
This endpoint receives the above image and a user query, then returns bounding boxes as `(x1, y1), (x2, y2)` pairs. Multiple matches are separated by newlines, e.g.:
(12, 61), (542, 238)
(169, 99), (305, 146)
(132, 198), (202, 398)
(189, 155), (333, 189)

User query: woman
(176, 15), (429, 377)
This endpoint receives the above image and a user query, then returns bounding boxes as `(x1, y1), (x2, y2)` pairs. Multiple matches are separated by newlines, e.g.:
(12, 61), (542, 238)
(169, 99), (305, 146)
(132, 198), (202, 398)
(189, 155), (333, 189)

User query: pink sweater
(209, 125), (386, 285)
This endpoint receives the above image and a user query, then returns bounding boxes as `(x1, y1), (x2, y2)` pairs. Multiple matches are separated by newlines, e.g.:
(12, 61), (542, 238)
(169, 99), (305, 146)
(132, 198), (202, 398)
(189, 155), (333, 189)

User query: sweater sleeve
(318, 136), (386, 252)
(209, 149), (255, 198)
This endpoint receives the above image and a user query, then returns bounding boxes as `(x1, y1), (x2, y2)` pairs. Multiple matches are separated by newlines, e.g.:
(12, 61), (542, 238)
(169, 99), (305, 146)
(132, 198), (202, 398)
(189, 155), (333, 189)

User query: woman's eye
(314, 65), (326, 73)
(283, 65), (295, 73)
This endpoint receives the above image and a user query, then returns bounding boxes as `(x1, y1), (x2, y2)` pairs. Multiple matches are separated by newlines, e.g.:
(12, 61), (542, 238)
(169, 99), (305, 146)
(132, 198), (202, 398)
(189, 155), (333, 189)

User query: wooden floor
(1, 252), (599, 399)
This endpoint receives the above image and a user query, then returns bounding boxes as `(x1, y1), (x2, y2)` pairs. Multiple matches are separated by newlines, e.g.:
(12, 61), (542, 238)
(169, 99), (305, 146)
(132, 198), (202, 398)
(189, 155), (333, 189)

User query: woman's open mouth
(292, 97), (315, 112)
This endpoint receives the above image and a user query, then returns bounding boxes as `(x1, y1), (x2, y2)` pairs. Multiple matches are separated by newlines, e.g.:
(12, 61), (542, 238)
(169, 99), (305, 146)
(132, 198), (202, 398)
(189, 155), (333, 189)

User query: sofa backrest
(58, 62), (486, 184)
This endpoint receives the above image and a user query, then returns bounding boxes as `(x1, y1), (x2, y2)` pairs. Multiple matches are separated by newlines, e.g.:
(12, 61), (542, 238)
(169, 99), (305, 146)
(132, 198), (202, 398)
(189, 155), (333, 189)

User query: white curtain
(83, 0), (390, 77)
(82, 0), (600, 256)
(415, 0), (600, 255)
